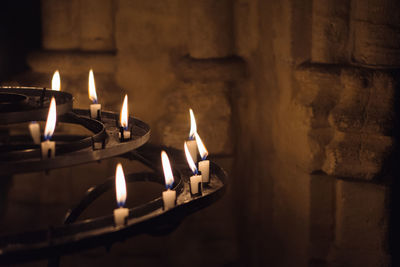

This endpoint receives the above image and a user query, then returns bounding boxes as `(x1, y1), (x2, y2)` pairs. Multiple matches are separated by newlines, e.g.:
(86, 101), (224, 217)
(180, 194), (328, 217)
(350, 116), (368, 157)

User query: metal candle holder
(0, 87), (227, 265)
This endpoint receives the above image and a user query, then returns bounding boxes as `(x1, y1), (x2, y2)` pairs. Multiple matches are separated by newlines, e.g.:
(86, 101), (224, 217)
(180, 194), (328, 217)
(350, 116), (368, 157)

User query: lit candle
(88, 69), (101, 120)
(52, 70), (61, 91)
(187, 108), (198, 162)
(29, 121), (40, 144)
(113, 163), (129, 227)
(118, 94), (131, 141)
(195, 132), (210, 183)
(41, 97), (56, 159)
(184, 141), (202, 196)
(161, 151), (176, 210)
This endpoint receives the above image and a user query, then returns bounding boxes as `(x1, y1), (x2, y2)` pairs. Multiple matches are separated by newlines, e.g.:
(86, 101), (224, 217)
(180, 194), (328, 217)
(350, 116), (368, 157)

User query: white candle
(41, 140), (55, 159)
(184, 142), (203, 196)
(41, 97), (57, 159)
(118, 130), (131, 141)
(119, 94), (131, 141)
(90, 103), (101, 119)
(29, 122), (41, 144)
(195, 132), (210, 183)
(162, 189), (176, 210)
(114, 207), (129, 227)
(190, 174), (203, 195)
(198, 160), (210, 183)
(88, 69), (101, 119)
(114, 163), (129, 227)
(161, 151), (177, 210)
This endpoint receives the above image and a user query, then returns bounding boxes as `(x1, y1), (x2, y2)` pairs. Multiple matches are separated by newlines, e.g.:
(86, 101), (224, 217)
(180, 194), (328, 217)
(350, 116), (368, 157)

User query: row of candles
(114, 109), (210, 226)
(28, 70), (211, 227)
(29, 70), (132, 158)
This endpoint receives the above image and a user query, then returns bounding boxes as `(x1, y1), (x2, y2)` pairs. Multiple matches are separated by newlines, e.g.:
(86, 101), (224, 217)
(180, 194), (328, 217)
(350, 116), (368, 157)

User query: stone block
(328, 180), (390, 266)
(80, 0), (115, 51)
(329, 69), (395, 135)
(351, 0), (400, 66)
(28, 51), (116, 75)
(41, 0), (80, 50)
(188, 0), (233, 58)
(291, 64), (341, 171)
(323, 132), (393, 180)
(352, 21), (400, 67)
(173, 56), (246, 83)
(311, 0), (350, 63)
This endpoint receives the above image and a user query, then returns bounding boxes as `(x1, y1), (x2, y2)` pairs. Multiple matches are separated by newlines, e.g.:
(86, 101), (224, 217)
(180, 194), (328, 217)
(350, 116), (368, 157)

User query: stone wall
(1, 0), (399, 266)
(233, 0), (399, 266)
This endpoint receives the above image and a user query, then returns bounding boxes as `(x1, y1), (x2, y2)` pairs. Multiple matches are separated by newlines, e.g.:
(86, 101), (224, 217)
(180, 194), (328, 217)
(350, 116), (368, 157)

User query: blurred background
(1, 0), (400, 266)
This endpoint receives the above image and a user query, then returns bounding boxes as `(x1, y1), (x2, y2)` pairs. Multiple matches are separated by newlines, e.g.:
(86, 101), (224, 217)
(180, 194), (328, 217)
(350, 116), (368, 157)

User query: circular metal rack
(0, 87), (228, 265)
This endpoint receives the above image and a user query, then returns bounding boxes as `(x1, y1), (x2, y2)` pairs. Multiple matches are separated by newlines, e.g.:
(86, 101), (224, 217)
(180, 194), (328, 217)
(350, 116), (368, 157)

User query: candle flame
(195, 132), (208, 160)
(44, 97), (57, 140)
(52, 70), (61, 91)
(88, 69), (98, 103)
(120, 94), (129, 130)
(184, 141), (197, 174)
(161, 151), (174, 189)
(189, 108), (197, 140)
(115, 163), (127, 208)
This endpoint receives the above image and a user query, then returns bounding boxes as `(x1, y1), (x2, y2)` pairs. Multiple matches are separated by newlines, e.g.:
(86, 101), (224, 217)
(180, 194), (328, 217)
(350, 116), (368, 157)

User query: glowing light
(161, 151), (174, 189)
(88, 69), (98, 103)
(120, 94), (129, 130)
(189, 108), (197, 140)
(195, 132), (208, 160)
(184, 141), (197, 174)
(44, 97), (57, 140)
(115, 163), (127, 207)
(52, 70), (61, 91)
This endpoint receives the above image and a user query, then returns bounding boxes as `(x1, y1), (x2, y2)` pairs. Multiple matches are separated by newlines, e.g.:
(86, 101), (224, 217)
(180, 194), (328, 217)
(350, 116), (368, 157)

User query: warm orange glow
(184, 141), (197, 174)
(88, 69), (98, 103)
(52, 70), (61, 91)
(115, 163), (127, 207)
(161, 151), (174, 189)
(189, 108), (197, 139)
(120, 94), (129, 129)
(195, 132), (208, 160)
(44, 97), (57, 140)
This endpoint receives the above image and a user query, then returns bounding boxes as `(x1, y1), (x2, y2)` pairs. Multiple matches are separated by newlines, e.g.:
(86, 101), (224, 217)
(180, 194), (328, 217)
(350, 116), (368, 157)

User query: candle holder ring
(0, 87), (73, 124)
(0, 149), (227, 265)
(0, 109), (150, 176)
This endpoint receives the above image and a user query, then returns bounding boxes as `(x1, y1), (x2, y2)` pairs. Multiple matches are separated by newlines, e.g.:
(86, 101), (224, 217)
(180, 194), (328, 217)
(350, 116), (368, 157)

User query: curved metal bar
(0, 161), (227, 265)
(64, 169), (183, 224)
(0, 112), (107, 161)
(0, 110), (150, 175)
(0, 87), (73, 124)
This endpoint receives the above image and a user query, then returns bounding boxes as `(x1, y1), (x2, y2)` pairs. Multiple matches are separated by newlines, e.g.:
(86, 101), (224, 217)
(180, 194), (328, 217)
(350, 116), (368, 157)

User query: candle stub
(41, 140), (55, 159)
(113, 207), (129, 227)
(90, 103), (101, 120)
(29, 122), (41, 144)
(162, 189), (176, 210)
(199, 160), (210, 183)
(189, 174), (202, 196)
(118, 127), (132, 141)
(187, 139), (198, 163)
